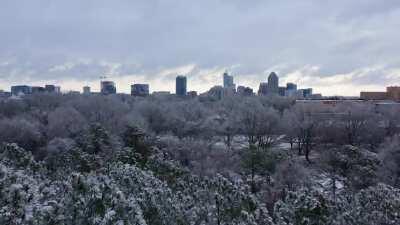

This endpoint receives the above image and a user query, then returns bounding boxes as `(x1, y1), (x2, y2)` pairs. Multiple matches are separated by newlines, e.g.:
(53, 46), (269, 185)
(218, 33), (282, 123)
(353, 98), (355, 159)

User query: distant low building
(207, 85), (225, 100)
(387, 86), (400, 101)
(360, 86), (400, 101)
(0, 90), (11, 98)
(83, 86), (91, 94)
(45, 85), (57, 93)
(360, 92), (388, 100)
(31, 86), (46, 94)
(131, 84), (150, 97)
(152, 91), (171, 96)
(68, 91), (81, 95)
(11, 85), (31, 96)
(309, 94), (323, 99)
(237, 86), (254, 96)
(187, 91), (198, 97)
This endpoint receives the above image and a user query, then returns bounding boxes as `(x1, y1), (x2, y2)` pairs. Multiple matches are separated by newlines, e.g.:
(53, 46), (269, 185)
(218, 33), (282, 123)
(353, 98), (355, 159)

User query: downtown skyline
(0, 68), (397, 97)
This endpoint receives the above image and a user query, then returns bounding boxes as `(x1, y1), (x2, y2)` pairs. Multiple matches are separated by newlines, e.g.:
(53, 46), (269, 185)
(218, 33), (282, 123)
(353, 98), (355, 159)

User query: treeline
(0, 93), (400, 224)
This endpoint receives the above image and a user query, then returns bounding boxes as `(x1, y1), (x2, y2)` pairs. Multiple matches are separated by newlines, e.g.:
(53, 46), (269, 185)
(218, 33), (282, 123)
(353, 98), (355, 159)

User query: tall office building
(303, 88), (313, 98)
(267, 72), (279, 95)
(176, 75), (187, 96)
(223, 71), (235, 89)
(101, 81), (116, 95)
(83, 86), (91, 94)
(285, 83), (298, 97)
(131, 84), (150, 97)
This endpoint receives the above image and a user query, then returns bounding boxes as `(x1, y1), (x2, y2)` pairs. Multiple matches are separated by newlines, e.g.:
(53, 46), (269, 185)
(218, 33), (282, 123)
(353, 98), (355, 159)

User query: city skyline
(1, 1), (400, 96)
(5, 71), (399, 102)
(3, 71), (317, 96)
(1, 65), (399, 96)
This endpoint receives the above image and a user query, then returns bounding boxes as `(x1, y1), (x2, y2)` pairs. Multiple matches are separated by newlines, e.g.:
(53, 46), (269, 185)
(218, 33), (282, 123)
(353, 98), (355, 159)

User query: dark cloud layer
(1, 0), (400, 95)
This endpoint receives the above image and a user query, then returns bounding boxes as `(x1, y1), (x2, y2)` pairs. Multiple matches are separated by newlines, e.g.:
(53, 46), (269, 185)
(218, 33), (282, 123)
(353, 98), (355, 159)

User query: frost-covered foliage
(379, 136), (400, 188)
(274, 188), (330, 225)
(0, 143), (274, 225)
(0, 94), (400, 224)
(333, 183), (400, 225)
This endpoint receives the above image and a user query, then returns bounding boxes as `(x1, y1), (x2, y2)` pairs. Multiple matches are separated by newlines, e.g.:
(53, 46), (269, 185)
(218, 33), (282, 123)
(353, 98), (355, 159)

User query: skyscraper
(267, 72), (279, 95)
(223, 71), (235, 89)
(101, 81), (116, 95)
(176, 75), (187, 96)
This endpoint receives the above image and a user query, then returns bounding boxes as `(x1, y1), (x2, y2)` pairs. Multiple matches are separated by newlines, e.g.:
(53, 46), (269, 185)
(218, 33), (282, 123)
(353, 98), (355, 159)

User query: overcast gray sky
(1, 0), (400, 95)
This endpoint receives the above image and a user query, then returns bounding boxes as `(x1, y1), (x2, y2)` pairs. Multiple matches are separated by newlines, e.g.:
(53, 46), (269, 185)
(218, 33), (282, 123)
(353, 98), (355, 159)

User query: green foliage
(78, 123), (112, 155)
(324, 145), (380, 190)
(241, 144), (277, 192)
(121, 125), (151, 166)
(241, 145), (277, 175)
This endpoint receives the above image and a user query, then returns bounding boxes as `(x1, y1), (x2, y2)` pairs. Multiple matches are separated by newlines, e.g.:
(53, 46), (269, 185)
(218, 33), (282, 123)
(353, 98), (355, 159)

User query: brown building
(360, 91), (387, 100)
(387, 86), (400, 101)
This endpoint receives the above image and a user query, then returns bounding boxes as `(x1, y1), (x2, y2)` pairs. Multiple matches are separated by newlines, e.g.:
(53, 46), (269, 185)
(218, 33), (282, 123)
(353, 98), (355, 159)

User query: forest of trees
(0, 93), (400, 225)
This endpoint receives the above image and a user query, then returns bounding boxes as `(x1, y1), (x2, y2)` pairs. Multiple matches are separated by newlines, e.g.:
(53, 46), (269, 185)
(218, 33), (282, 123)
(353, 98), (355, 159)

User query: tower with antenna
(100, 75), (116, 95)
(223, 70), (235, 89)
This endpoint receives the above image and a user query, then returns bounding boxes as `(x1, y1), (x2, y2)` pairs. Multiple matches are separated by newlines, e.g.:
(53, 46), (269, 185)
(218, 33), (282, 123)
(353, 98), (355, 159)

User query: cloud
(1, 0), (400, 95)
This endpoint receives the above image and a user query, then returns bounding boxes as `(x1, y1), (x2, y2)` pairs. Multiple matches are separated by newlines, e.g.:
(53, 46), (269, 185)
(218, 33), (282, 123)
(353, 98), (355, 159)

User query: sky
(1, 0), (400, 96)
